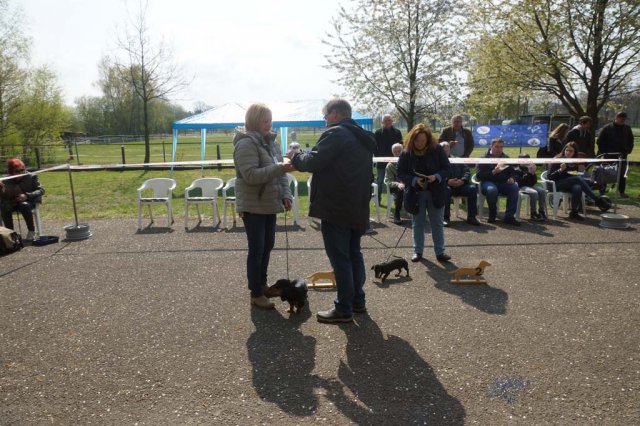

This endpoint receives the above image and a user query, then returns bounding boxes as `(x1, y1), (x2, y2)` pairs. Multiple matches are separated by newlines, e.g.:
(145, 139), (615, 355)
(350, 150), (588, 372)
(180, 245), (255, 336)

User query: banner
(472, 124), (548, 148)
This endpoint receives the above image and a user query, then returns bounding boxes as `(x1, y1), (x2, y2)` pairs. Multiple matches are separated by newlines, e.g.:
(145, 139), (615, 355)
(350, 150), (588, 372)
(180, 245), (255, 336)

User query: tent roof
(172, 99), (373, 130)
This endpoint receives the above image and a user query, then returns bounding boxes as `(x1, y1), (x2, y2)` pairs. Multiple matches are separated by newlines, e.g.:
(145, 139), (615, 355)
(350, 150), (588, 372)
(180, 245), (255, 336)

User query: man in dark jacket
(288, 99), (376, 324)
(374, 114), (402, 202)
(440, 142), (480, 226)
(566, 116), (595, 157)
(438, 115), (475, 158)
(476, 138), (521, 226)
(0, 158), (45, 241)
(597, 112), (635, 197)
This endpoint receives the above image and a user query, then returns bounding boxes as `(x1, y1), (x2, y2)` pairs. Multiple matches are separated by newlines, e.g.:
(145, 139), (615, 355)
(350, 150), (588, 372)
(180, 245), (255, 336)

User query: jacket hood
(337, 119), (376, 153)
(232, 127), (277, 146)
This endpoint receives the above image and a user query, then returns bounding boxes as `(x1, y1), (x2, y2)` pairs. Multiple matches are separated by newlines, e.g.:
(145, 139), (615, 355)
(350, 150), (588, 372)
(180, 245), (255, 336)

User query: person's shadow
(318, 317), (466, 424)
(426, 259), (508, 315)
(247, 308), (318, 416)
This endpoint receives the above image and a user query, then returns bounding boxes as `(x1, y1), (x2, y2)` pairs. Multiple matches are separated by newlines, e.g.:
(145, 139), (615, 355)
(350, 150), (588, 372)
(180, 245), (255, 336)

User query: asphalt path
(1, 205), (639, 424)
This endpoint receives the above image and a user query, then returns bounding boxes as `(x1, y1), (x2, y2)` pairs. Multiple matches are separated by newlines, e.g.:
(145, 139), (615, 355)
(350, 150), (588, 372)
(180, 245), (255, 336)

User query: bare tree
(471, 0), (640, 127)
(324, 0), (460, 128)
(114, 0), (189, 164)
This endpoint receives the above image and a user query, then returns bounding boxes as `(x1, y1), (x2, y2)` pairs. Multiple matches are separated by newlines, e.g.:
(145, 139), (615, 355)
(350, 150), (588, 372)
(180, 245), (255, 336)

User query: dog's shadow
(247, 308), (318, 416)
(372, 275), (412, 288)
(426, 260), (508, 315)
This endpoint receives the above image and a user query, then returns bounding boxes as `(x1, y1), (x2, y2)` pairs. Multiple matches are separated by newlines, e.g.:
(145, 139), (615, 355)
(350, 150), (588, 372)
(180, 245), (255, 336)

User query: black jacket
(291, 118), (375, 232)
(438, 126), (475, 157)
(548, 162), (581, 182)
(476, 151), (516, 183)
(0, 173), (45, 207)
(513, 166), (537, 187)
(397, 145), (451, 209)
(374, 126), (402, 168)
(597, 122), (634, 156)
(449, 158), (471, 182)
(566, 126), (595, 157)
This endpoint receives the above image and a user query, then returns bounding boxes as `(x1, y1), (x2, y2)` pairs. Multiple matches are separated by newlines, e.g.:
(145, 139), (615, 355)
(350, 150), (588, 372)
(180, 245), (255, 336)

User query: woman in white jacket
(233, 103), (294, 309)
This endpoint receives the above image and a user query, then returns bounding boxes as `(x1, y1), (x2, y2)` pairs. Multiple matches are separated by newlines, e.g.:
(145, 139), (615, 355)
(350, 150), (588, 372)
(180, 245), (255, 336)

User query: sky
(19, 0), (345, 111)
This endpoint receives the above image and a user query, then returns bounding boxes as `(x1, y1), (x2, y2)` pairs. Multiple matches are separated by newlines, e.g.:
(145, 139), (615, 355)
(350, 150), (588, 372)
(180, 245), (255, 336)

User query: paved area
(1, 205), (639, 424)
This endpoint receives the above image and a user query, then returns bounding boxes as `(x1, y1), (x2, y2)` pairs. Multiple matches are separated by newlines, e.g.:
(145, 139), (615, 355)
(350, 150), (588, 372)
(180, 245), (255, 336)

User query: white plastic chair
(137, 178), (176, 230)
(222, 177), (237, 228)
(286, 173), (299, 226)
(471, 173), (521, 220)
(184, 177), (224, 229)
(451, 196), (465, 219)
(540, 170), (586, 219)
(371, 182), (381, 222)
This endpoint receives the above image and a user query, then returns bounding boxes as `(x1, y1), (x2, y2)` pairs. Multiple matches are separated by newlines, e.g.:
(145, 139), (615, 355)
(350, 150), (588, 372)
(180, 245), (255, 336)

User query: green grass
(20, 129), (640, 222)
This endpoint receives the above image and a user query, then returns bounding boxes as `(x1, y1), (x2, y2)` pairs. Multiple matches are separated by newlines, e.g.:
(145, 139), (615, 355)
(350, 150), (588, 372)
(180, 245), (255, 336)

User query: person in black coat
(440, 142), (479, 226)
(475, 138), (521, 226)
(374, 114), (402, 202)
(597, 112), (635, 197)
(0, 158), (44, 241)
(397, 124), (451, 262)
(288, 99), (376, 324)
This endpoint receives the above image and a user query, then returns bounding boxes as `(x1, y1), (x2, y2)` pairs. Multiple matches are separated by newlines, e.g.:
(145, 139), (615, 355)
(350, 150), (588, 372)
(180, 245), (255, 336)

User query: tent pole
(201, 128), (206, 177)
(171, 128), (178, 178)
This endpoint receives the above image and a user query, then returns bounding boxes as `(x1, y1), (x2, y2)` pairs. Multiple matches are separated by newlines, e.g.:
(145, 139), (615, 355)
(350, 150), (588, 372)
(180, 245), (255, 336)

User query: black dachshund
(371, 257), (410, 282)
(264, 278), (308, 314)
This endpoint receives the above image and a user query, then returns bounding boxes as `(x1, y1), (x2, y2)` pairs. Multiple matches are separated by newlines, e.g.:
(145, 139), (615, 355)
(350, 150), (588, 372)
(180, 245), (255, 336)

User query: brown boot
(251, 295), (275, 309)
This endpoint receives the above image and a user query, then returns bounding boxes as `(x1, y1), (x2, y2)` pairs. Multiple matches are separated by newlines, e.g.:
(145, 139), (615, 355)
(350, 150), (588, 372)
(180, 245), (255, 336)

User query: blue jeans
(412, 190), (445, 256)
(321, 220), (366, 315)
(444, 184), (478, 220)
(241, 212), (276, 297)
(480, 181), (519, 219)
(556, 176), (599, 212)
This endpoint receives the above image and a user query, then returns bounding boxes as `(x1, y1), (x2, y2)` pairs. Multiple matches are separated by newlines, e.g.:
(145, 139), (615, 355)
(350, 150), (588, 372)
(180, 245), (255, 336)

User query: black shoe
(466, 217), (480, 226)
(436, 253), (451, 262)
(352, 304), (367, 314)
(504, 217), (521, 226)
(411, 253), (423, 262)
(317, 308), (353, 323)
(595, 196), (612, 212)
(487, 216), (497, 224)
(569, 211), (584, 220)
(530, 212), (544, 222)
(539, 211), (547, 221)
(618, 192), (629, 199)
(393, 217), (402, 225)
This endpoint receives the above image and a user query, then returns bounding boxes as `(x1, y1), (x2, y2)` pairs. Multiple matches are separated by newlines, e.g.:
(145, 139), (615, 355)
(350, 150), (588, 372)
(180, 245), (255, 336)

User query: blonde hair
(404, 123), (437, 152)
(245, 103), (272, 132)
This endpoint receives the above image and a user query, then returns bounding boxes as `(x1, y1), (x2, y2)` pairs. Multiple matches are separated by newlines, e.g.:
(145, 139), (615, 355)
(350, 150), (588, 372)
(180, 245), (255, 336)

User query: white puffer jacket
(232, 129), (291, 214)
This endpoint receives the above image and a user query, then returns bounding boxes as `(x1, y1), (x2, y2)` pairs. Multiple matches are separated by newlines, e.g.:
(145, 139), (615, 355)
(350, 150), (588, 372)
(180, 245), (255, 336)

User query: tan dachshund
(305, 271), (336, 287)
(450, 260), (491, 282)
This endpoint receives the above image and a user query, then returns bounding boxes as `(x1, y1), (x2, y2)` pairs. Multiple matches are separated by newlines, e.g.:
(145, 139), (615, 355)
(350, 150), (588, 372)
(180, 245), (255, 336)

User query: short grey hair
(323, 98), (352, 119)
(451, 115), (463, 122)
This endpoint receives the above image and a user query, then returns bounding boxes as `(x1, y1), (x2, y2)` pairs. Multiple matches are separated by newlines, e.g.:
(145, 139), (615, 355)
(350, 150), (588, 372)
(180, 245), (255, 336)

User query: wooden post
(35, 148), (42, 169)
(216, 145), (221, 171)
(121, 146), (126, 165)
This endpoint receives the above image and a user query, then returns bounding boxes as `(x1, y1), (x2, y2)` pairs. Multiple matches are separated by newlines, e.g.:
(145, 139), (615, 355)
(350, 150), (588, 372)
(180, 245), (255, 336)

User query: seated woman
(0, 158), (45, 240)
(547, 142), (610, 220)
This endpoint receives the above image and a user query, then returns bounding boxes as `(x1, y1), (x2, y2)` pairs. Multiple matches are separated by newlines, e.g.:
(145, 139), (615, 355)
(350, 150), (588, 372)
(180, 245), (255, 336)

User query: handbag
(403, 187), (420, 215)
(0, 226), (23, 255)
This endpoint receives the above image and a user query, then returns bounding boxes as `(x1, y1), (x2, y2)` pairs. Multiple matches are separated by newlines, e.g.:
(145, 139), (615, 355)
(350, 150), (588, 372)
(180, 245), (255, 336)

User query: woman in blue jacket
(397, 124), (451, 262)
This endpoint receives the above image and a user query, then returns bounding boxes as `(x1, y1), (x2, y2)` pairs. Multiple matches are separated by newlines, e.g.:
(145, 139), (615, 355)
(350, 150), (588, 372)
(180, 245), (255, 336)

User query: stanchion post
(121, 145), (126, 165)
(217, 145), (221, 171)
(162, 139), (166, 162)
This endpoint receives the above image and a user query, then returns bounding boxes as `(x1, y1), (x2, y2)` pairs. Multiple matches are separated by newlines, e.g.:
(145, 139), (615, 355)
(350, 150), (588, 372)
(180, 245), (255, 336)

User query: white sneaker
(26, 231), (35, 241)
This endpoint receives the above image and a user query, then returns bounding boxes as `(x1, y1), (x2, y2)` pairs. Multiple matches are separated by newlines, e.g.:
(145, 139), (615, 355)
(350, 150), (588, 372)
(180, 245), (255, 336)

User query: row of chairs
(382, 171), (586, 221)
(138, 174), (384, 231)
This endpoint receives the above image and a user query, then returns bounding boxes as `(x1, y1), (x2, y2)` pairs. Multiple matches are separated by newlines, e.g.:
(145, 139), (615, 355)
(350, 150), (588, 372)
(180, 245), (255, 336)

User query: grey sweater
(232, 129), (291, 214)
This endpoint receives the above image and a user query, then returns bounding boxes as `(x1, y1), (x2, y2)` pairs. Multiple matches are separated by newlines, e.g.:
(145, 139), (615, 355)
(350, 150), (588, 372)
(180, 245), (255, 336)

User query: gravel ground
(1, 205), (639, 425)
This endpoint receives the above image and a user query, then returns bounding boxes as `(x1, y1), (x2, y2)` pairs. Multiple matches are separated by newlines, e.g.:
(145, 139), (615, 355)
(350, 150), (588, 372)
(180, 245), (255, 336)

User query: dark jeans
(241, 212), (276, 297)
(320, 220), (366, 315)
(1, 202), (35, 232)
(444, 184), (478, 220)
(376, 166), (386, 201)
(555, 176), (599, 212)
(480, 181), (519, 219)
(390, 187), (403, 218)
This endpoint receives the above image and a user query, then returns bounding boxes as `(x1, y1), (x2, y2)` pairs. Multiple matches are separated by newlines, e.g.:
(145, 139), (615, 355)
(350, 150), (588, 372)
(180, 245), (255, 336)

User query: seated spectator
(514, 153), (547, 221)
(476, 138), (521, 226)
(384, 143), (405, 224)
(548, 142), (611, 220)
(0, 158), (45, 240)
(440, 142), (480, 226)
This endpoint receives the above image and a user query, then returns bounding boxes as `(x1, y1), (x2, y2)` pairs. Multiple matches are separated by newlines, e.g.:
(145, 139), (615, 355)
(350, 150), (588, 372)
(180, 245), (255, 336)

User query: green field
(9, 129), (640, 222)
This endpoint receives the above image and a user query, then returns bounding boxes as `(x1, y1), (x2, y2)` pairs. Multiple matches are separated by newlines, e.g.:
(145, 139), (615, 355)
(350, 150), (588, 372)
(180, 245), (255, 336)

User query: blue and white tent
(171, 99), (373, 170)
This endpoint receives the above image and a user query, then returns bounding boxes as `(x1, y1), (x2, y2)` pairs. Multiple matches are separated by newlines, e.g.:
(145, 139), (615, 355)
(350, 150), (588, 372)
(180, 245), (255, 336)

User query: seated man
(0, 158), (45, 240)
(440, 142), (480, 226)
(383, 143), (405, 224)
(475, 138), (521, 226)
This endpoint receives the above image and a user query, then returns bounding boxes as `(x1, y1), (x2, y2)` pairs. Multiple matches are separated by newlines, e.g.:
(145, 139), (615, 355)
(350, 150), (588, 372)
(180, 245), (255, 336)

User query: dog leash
(385, 223), (408, 262)
(284, 210), (290, 281)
